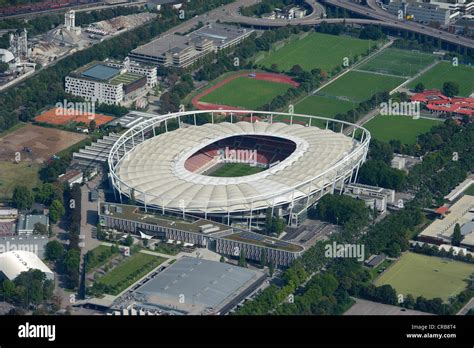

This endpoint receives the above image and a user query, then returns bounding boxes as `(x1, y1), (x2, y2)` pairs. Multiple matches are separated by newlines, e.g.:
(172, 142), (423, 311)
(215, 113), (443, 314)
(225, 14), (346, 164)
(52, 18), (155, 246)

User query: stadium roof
(132, 257), (264, 314)
(115, 122), (357, 213)
(0, 250), (54, 280)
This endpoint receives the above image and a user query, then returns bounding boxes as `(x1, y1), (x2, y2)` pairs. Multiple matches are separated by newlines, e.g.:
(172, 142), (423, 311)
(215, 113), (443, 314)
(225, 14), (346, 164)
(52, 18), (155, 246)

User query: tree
(45, 240), (64, 261)
(33, 222), (47, 235)
(12, 185), (33, 210)
(270, 63), (278, 71)
(442, 81), (459, 98)
(290, 64), (303, 75)
(220, 256), (225, 263)
(414, 82), (425, 93)
(88, 120), (96, 132)
(49, 199), (65, 223)
(452, 223), (462, 246)
(0, 62), (9, 73)
(124, 234), (134, 247)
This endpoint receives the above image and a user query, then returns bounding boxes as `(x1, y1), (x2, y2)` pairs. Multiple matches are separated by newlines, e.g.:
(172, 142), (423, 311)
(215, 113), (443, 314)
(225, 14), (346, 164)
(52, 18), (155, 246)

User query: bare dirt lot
(0, 124), (87, 163)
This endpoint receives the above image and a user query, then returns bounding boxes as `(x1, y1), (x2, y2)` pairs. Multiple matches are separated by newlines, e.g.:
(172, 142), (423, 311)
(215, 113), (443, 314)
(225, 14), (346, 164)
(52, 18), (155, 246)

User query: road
(215, 0), (474, 49)
(323, 0), (474, 49)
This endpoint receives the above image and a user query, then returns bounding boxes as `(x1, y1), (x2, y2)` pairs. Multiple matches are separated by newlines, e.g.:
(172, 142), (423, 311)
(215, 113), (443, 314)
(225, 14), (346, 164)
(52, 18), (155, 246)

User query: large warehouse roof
(132, 257), (264, 315)
(115, 121), (358, 213)
(0, 250), (54, 281)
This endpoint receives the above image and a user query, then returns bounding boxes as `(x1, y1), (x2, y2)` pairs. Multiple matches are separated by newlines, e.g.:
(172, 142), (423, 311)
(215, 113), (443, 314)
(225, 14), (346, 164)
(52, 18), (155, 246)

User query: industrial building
(0, 250), (54, 281)
(99, 203), (304, 267)
(65, 59), (156, 105)
(418, 195), (474, 250)
(111, 256), (265, 315)
(0, 235), (49, 258)
(129, 23), (254, 68)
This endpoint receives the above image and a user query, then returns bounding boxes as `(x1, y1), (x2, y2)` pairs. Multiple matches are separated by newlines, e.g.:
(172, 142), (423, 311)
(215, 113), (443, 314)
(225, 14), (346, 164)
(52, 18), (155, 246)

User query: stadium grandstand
(108, 110), (370, 230)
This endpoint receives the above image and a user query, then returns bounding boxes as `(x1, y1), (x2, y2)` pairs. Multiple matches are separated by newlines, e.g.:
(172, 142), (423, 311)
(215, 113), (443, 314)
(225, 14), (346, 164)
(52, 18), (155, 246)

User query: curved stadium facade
(108, 110), (370, 229)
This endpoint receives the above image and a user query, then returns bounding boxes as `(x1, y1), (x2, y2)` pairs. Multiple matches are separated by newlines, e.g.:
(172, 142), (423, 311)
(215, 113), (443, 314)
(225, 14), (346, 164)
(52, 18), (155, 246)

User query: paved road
(216, 0), (474, 49)
(323, 0), (474, 49)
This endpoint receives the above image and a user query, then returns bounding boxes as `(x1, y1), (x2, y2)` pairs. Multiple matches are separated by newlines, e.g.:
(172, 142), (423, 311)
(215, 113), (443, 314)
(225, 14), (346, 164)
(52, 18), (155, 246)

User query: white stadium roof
(0, 250), (54, 281)
(0, 49), (14, 63)
(115, 121), (359, 213)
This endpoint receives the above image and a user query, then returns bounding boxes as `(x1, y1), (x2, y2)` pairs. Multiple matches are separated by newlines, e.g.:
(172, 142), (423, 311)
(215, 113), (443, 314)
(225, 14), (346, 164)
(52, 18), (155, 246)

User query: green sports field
(364, 115), (441, 144)
(317, 71), (405, 103)
(259, 32), (375, 72)
(200, 76), (292, 109)
(374, 252), (474, 301)
(357, 48), (437, 77)
(0, 161), (41, 201)
(295, 95), (357, 118)
(97, 253), (166, 295)
(408, 61), (474, 97)
(208, 163), (265, 177)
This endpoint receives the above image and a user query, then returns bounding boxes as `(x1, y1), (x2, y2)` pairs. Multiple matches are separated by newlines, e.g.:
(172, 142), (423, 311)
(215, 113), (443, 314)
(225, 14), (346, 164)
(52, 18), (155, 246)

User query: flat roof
(420, 195), (474, 242)
(131, 257), (263, 314)
(81, 64), (120, 81)
(100, 203), (303, 252)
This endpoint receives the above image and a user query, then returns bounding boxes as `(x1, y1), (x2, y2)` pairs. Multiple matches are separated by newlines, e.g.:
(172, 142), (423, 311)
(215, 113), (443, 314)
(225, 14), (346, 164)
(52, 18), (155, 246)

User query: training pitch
(259, 32), (375, 72)
(408, 62), (474, 97)
(374, 252), (474, 301)
(357, 48), (437, 77)
(317, 71), (405, 103)
(364, 115), (441, 144)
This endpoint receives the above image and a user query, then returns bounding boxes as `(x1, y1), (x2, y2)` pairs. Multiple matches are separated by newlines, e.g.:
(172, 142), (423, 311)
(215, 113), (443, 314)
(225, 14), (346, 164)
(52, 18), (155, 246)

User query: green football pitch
(374, 252), (474, 301)
(316, 71), (406, 103)
(364, 115), (441, 145)
(200, 76), (292, 109)
(357, 48), (437, 77)
(259, 32), (375, 72)
(208, 163), (265, 177)
(408, 61), (474, 97)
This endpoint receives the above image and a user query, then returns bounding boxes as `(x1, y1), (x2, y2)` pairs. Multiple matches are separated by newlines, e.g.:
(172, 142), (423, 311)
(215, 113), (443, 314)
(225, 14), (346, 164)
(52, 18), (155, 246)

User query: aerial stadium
(108, 110), (370, 230)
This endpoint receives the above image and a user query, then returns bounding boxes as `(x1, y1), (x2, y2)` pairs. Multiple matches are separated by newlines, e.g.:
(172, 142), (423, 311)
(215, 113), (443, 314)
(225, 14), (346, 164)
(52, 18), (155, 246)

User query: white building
(387, 1), (451, 24)
(65, 60), (152, 105)
(344, 183), (395, 213)
(0, 250), (54, 281)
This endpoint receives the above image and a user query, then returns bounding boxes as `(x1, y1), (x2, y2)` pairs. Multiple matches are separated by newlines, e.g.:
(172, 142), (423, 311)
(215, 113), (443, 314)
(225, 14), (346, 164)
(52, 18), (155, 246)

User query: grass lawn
(200, 76), (292, 109)
(295, 95), (357, 118)
(259, 32), (375, 72)
(364, 115), (441, 144)
(97, 253), (166, 295)
(317, 71), (405, 103)
(357, 48), (437, 77)
(208, 163), (265, 177)
(464, 184), (474, 196)
(0, 161), (41, 202)
(408, 61), (474, 97)
(374, 252), (474, 301)
(85, 245), (118, 273)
